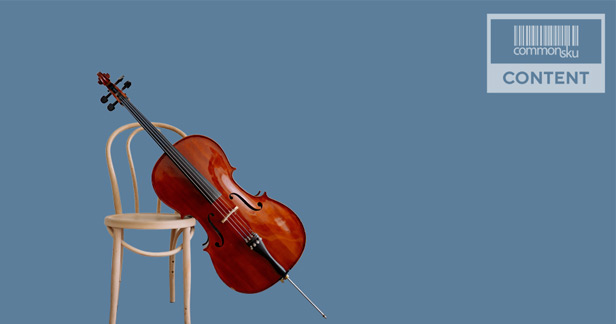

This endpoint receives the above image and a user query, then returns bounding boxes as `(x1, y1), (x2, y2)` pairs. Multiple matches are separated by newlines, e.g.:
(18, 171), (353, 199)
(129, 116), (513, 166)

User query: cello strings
(210, 193), (254, 237)
(212, 196), (254, 234)
(121, 97), (254, 240)
(216, 195), (255, 238)
(124, 98), (220, 202)
(227, 205), (254, 234)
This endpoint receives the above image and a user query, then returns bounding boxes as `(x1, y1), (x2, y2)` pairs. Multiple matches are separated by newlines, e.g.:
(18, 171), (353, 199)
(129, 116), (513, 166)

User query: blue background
(0, 1), (614, 324)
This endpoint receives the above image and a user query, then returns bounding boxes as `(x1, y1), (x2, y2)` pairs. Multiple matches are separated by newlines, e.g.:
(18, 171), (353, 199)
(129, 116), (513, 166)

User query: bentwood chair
(104, 122), (196, 324)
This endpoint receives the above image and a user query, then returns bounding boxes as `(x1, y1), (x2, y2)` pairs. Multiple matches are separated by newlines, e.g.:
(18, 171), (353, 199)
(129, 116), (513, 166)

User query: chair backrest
(106, 122), (187, 214)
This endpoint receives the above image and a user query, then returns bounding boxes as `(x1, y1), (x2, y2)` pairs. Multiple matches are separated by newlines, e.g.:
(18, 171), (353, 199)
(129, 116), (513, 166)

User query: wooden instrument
(97, 72), (326, 318)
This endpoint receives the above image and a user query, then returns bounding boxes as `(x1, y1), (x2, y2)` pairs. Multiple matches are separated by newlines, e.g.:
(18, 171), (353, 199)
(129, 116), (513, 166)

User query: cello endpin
(285, 275), (327, 319)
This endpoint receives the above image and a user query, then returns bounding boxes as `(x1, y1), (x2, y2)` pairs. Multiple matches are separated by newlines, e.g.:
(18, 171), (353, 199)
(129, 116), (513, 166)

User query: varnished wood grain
(152, 135), (306, 294)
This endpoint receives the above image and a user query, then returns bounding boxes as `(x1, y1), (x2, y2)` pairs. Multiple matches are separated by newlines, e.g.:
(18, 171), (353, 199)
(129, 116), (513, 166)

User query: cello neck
(118, 96), (222, 203)
(118, 96), (175, 157)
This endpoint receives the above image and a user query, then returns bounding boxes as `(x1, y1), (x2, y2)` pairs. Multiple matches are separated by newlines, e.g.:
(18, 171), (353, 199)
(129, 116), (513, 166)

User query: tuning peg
(100, 93), (112, 103)
(107, 101), (118, 111)
(121, 81), (131, 91)
(114, 75), (124, 85)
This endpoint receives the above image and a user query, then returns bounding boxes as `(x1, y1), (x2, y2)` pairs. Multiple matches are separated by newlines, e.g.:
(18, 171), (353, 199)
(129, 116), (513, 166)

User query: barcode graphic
(513, 25), (579, 47)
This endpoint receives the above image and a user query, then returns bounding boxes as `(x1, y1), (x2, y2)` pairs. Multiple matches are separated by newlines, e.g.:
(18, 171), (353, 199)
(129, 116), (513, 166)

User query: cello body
(152, 134), (306, 294)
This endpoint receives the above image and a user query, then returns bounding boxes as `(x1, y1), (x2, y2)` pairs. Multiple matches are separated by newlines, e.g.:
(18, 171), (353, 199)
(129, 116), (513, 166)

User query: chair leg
(110, 228), (123, 324)
(120, 229), (124, 283)
(169, 229), (177, 303)
(183, 227), (192, 324)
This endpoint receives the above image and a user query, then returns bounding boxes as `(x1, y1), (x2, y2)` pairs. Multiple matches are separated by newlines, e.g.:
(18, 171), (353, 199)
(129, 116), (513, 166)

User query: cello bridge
(221, 206), (239, 223)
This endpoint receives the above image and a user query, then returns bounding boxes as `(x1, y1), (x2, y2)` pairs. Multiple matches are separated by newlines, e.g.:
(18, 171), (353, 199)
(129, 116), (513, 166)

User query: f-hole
(229, 193), (263, 211)
(207, 213), (224, 247)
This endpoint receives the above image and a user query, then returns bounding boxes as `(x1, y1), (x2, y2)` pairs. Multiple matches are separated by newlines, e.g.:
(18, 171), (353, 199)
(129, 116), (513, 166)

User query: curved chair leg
(110, 228), (123, 324)
(169, 229), (177, 303)
(183, 227), (192, 324)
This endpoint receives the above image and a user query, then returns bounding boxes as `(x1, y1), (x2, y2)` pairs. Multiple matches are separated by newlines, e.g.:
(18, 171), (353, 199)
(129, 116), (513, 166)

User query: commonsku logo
(513, 25), (579, 58)
(487, 14), (605, 93)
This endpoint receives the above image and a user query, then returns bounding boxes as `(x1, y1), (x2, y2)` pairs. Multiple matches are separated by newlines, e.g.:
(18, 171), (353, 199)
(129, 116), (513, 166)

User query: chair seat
(105, 213), (196, 230)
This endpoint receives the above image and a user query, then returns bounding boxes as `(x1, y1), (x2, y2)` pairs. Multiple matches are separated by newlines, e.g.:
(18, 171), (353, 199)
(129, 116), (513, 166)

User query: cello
(97, 72), (326, 318)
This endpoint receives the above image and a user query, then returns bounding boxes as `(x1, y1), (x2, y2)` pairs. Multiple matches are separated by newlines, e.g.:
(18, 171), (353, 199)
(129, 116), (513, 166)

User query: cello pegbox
(97, 71), (129, 109)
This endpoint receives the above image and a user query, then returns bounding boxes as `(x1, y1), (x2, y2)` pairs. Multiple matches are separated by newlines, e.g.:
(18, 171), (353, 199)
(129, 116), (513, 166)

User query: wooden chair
(104, 122), (196, 324)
